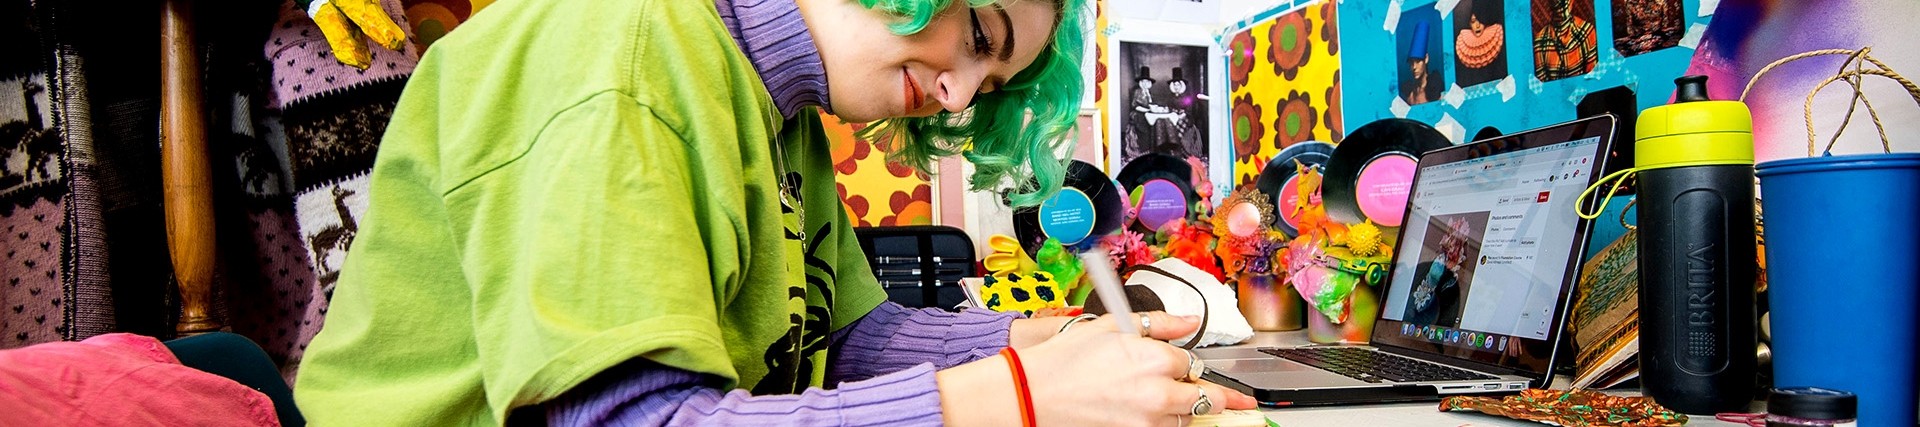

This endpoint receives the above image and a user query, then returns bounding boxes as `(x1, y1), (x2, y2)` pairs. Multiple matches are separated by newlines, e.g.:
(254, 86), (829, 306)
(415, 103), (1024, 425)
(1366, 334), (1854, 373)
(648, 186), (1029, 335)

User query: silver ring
(1190, 385), (1214, 416)
(1057, 314), (1100, 335)
(1182, 349), (1204, 382)
(1138, 314), (1153, 337)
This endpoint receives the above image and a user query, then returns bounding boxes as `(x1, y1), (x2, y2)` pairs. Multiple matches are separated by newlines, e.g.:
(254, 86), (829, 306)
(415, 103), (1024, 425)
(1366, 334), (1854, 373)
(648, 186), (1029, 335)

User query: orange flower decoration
(1273, 90), (1318, 148)
(1232, 93), (1265, 158)
(1267, 10), (1312, 80)
(878, 185), (933, 226)
(1229, 30), (1256, 88)
(1325, 71), (1344, 141)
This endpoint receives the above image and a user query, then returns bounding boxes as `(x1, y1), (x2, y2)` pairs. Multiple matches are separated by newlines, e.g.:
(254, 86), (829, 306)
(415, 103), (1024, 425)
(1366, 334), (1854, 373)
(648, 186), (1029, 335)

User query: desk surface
(1207, 331), (1750, 426)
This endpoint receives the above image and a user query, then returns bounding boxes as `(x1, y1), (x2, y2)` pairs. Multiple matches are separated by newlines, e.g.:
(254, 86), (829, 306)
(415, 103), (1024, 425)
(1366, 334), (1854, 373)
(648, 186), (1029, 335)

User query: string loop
(1577, 168), (1640, 220)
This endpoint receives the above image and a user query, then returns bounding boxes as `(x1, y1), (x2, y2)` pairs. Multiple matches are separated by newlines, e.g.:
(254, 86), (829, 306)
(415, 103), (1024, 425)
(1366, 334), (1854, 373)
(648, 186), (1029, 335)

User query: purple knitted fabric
(541, 303), (1015, 426)
(242, 0), (418, 384)
(827, 302), (1016, 383)
(714, 0), (832, 118)
(546, 361), (944, 427)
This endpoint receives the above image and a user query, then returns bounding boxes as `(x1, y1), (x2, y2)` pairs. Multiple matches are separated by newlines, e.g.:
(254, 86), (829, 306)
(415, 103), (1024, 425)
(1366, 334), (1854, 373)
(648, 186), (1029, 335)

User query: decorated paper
(1439, 388), (1688, 427)
(1340, 0), (1714, 148)
(1224, 0), (1345, 186)
(819, 111), (933, 227)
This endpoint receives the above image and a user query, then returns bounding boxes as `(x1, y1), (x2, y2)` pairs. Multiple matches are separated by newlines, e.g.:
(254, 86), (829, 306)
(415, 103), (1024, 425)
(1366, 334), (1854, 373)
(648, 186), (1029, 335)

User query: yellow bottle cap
(1636, 99), (1754, 169)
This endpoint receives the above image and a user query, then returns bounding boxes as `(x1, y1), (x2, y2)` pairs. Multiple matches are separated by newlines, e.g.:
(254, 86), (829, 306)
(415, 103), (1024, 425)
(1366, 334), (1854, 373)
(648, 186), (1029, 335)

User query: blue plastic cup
(1756, 153), (1920, 427)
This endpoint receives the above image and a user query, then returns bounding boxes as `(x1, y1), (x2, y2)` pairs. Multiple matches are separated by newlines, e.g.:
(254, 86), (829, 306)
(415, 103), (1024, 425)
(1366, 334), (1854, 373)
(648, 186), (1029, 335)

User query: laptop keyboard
(1259, 347), (1499, 383)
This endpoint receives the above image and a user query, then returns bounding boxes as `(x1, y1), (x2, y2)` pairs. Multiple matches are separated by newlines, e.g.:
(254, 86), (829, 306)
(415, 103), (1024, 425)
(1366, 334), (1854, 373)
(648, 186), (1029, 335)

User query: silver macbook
(1202, 115), (1617, 407)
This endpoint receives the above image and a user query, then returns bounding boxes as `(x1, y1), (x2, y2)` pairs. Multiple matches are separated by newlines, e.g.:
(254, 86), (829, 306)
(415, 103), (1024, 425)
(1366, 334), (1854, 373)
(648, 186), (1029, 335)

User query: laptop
(1202, 115), (1618, 407)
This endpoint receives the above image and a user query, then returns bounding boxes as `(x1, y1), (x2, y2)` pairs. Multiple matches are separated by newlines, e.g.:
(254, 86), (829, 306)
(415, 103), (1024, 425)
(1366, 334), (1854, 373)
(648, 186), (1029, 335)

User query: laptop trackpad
(1208, 358), (1312, 373)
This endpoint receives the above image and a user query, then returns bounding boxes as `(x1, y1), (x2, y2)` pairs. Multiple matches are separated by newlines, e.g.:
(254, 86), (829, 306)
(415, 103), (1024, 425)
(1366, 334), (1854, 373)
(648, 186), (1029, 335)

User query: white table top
(1205, 331), (1753, 426)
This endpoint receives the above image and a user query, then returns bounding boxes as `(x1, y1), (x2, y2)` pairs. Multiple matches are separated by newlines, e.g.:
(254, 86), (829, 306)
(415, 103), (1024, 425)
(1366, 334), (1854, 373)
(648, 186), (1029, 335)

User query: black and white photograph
(1115, 41), (1212, 167)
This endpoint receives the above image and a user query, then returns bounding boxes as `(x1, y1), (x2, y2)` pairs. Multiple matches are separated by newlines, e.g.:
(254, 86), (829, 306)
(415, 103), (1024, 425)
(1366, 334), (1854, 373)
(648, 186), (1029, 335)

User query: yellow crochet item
(981, 271), (1065, 317)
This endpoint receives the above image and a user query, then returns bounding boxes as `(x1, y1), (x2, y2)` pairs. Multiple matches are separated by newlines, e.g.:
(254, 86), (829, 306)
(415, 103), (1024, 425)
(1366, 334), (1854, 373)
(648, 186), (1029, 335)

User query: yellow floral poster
(1226, 0), (1343, 186)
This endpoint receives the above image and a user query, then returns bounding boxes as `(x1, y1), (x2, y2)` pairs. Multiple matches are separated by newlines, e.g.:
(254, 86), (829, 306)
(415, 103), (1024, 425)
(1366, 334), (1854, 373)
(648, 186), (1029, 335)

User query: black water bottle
(1635, 76), (1758, 414)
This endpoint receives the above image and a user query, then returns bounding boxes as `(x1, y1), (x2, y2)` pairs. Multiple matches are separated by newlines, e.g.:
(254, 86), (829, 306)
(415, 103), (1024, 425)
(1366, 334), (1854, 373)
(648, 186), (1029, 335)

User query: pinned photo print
(1531, 0), (1597, 81)
(1117, 42), (1213, 166)
(1612, 0), (1685, 56)
(1396, 7), (1444, 105)
(1453, 0), (1508, 88)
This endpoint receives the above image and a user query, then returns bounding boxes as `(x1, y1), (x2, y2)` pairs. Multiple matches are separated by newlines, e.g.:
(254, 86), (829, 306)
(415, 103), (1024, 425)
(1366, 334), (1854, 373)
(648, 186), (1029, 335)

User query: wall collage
(378, 0), (1717, 230)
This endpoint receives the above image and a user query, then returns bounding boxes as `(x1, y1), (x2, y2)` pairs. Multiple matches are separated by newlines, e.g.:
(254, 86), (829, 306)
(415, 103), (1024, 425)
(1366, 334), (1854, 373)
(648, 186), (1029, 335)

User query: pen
(1076, 248), (1137, 336)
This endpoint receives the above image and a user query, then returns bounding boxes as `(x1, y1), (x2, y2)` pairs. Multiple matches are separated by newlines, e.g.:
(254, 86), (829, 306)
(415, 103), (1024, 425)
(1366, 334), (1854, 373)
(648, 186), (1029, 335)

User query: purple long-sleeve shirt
(541, 303), (1017, 426)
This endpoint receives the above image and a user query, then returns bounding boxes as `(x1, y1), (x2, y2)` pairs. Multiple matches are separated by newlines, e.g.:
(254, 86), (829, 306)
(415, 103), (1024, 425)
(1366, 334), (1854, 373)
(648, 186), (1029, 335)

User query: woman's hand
(1005, 307), (1198, 349)
(940, 312), (1258, 427)
(1007, 315), (1076, 349)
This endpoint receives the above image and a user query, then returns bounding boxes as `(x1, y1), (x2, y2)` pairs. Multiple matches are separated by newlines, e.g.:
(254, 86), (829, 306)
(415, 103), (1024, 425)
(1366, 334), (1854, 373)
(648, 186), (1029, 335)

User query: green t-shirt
(290, 0), (887, 424)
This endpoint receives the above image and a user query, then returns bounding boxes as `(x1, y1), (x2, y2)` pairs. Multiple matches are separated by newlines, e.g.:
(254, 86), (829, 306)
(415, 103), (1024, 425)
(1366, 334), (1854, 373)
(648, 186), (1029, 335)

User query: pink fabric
(0, 333), (279, 426)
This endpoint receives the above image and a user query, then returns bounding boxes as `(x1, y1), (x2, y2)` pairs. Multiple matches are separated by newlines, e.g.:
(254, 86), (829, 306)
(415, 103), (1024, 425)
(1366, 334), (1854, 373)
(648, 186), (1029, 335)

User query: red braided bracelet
(999, 347), (1037, 427)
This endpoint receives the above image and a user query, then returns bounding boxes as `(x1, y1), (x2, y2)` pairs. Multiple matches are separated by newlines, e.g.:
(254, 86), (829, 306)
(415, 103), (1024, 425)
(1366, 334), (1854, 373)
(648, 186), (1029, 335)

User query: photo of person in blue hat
(1398, 9), (1445, 105)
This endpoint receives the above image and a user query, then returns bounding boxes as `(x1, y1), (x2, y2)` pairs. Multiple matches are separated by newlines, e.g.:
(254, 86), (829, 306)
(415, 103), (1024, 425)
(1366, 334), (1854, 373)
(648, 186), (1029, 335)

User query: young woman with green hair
(291, 0), (1257, 424)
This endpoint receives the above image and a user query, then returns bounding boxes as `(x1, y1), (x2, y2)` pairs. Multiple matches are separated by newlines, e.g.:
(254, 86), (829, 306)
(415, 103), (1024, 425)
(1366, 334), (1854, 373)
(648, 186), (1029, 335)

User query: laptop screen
(1372, 115), (1615, 376)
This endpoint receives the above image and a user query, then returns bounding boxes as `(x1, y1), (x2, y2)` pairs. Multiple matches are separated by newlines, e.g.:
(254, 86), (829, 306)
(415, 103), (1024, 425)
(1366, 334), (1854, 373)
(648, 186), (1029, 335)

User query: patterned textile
(222, 0), (416, 383)
(1, 1), (411, 389)
(1531, 6), (1598, 81)
(52, 0), (333, 387)
(1, 0), (118, 348)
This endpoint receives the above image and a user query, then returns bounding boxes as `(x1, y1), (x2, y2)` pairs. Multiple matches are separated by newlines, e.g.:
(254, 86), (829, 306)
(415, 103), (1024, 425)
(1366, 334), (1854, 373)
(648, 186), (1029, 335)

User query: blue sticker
(1039, 188), (1097, 245)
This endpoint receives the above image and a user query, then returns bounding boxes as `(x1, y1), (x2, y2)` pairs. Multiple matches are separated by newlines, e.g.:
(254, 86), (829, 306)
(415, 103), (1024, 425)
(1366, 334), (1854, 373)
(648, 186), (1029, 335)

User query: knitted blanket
(1, 4), (417, 387)
(1, 0), (116, 348)
(224, 0), (418, 382)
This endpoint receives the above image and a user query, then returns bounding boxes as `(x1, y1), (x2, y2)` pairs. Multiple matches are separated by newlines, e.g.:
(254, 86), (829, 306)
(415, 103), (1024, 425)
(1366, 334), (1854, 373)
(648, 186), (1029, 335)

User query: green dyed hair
(853, 0), (1086, 207)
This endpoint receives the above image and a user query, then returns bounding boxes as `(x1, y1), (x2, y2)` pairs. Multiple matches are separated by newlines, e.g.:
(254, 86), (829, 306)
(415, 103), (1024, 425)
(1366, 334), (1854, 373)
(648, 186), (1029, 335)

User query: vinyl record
(1115, 154), (1197, 233)
(1322, 118), (1451, 227)
(1255, 142), (1336, 237)
(1014, 161), (1128, 250)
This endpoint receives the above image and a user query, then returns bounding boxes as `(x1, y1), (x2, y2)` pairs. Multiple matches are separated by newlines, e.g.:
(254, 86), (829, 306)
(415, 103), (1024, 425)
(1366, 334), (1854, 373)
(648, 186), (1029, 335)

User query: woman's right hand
(937, 312), (1258, 427)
